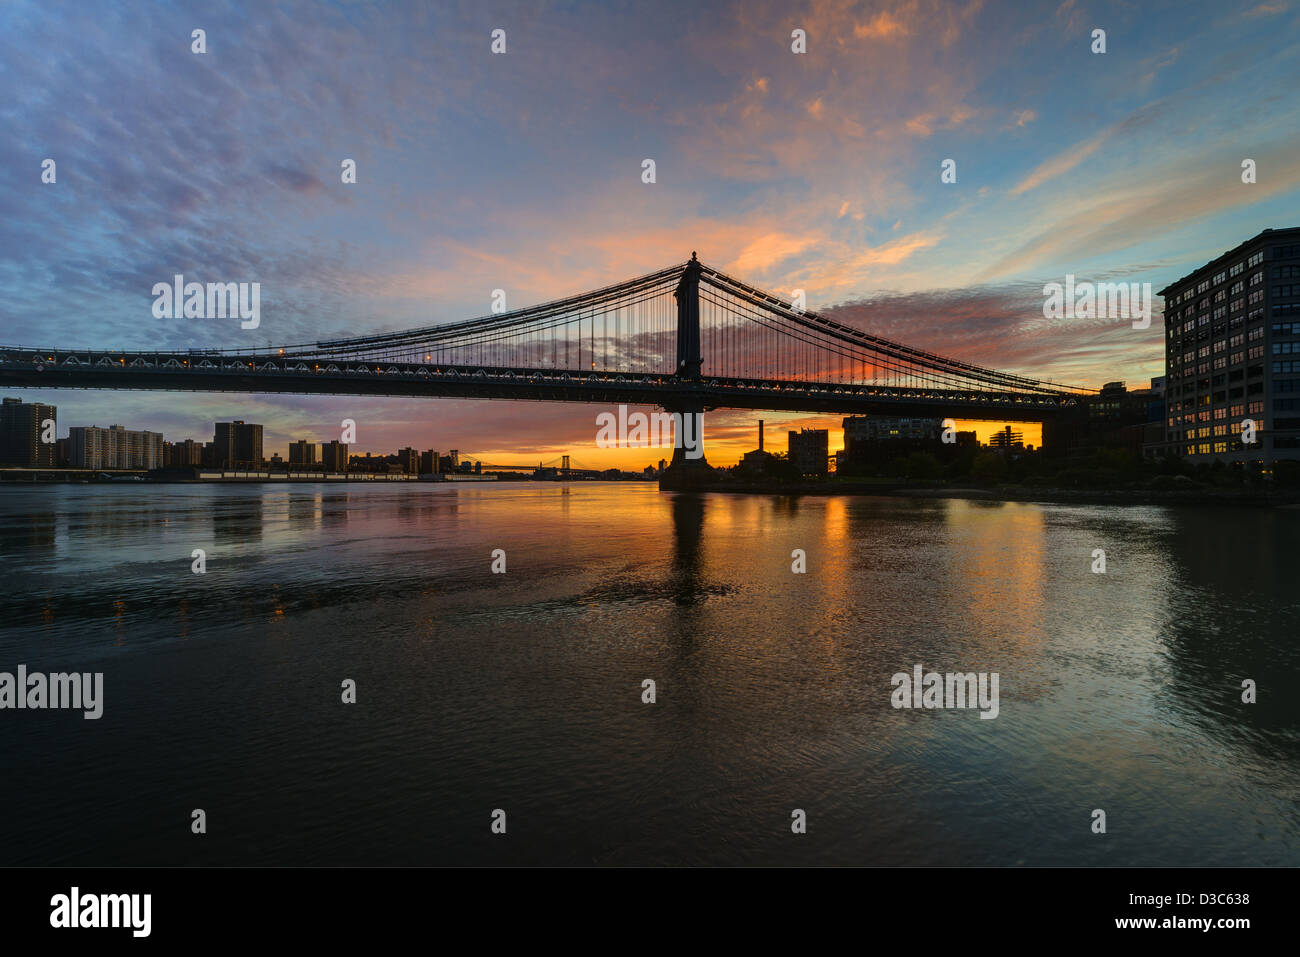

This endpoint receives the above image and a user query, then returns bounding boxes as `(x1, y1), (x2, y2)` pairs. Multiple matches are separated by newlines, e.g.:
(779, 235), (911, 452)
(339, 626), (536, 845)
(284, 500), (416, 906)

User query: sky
(2, 0), (1299, 467)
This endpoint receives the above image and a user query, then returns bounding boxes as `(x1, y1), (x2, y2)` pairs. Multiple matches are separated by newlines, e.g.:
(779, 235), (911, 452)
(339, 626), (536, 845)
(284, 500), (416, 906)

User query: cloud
(821, 280), (1163, 389)
(982, 139), (1300, 281)
(1009, 135), (1107, 196)
(855, 9), (913, 40)
(264, 164), (326, 195)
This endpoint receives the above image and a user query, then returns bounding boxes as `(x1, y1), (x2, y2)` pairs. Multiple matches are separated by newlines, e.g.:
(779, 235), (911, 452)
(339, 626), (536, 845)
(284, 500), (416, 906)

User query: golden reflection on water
(942, 499), (1047, 650)
(113, 598), (126, 646)
(271, 583), (285, 624)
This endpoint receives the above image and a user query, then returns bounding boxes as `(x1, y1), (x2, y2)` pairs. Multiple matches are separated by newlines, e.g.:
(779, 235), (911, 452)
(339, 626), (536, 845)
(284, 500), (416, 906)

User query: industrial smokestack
(758, 420), (764, 451)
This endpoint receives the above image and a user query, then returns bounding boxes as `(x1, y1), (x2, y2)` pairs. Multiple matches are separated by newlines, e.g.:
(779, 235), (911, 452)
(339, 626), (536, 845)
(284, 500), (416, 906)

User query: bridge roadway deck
(0, 356), (1072, 420)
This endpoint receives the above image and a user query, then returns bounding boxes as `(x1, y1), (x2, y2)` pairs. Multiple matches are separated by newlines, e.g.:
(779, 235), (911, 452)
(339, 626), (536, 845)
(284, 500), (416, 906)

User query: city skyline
(0, 404), (1046, 472)
(3, 0), (1298, 465)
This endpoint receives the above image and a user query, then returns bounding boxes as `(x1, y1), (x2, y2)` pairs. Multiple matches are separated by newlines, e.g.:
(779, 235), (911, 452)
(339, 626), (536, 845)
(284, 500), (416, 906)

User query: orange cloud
(855, 9), (912, 40)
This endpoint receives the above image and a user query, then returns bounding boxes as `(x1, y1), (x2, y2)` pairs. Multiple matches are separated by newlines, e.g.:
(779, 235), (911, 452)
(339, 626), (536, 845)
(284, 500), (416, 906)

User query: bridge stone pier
(659, 404), (712, 489)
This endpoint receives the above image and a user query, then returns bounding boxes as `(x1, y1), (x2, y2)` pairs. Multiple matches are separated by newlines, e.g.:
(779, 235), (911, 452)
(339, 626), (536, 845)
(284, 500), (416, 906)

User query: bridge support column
(659, 404), (714, 489)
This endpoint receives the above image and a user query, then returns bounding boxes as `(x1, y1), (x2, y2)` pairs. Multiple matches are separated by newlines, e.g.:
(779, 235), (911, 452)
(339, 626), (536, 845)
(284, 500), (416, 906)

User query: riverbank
(658, 476), (1300, 507)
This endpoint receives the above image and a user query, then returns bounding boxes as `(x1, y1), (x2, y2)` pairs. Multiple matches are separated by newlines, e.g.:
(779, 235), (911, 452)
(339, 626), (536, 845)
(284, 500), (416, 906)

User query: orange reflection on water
(113, 598), (127, 646)
(941, 499), (1047, 654)
(271, 584), (285, 624)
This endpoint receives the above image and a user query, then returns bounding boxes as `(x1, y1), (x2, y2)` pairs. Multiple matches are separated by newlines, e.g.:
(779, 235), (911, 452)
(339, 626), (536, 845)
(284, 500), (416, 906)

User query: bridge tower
(674, 252), (703, 377)
(661, 252), (713, 488)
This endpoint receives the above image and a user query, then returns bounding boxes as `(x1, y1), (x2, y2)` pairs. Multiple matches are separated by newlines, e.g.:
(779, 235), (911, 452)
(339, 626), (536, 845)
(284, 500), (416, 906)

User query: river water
(0, 482), (1296, 865)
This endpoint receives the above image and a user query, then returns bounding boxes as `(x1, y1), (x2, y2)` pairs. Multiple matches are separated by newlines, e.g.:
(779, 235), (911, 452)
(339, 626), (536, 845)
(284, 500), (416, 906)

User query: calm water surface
(1, 482), (1297, 865)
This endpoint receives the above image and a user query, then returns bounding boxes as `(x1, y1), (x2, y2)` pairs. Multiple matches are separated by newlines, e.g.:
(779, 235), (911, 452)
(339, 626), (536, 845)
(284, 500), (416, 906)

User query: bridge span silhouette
(0, 255), (1091, 475)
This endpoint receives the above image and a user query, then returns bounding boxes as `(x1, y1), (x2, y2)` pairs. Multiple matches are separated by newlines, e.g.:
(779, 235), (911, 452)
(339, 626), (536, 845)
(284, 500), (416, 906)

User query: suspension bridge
(0, 254), (1090, 477)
